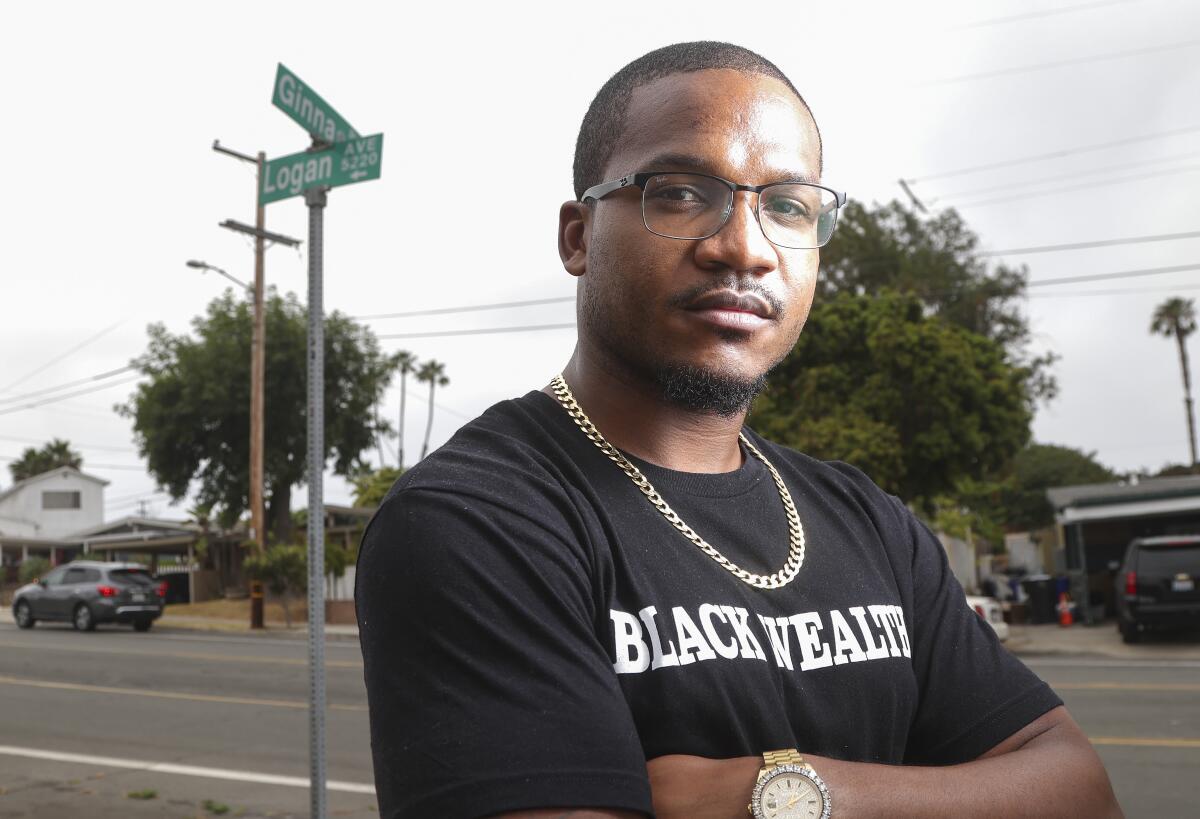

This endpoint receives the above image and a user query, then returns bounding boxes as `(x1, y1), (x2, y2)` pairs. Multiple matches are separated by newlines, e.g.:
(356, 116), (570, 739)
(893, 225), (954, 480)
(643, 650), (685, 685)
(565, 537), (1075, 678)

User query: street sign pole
(305, 183), (328, 819)
(250, 150), (267, 631)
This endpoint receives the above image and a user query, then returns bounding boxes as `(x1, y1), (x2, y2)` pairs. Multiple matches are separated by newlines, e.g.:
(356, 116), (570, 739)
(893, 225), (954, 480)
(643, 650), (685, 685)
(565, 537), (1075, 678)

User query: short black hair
(572, 41), (822, 200)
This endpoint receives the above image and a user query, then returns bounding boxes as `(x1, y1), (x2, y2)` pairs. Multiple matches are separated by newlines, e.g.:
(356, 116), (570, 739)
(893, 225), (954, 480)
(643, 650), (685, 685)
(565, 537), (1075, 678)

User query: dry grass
(165, 596), (308, 624)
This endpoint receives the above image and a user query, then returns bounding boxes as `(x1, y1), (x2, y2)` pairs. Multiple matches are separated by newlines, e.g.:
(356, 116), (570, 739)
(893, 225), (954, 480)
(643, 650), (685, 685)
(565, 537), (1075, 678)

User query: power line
(0, 375), (142, 418)
(946, 0), (1136, 31)
(354, 295), (575, 321)
(979, 231), (1200, 257)
(0, 454), (145, 472)
(1028, 283), (1200, 298)
(378, 322), (576, 340)
(0, 318), (131, 394)
(1026, 263), (1200, 288)
(937, 150), (1200, 199)
(0, 433), (137, 454)
(921, 38), (1200, 86)
(953, 163), (1200, 209)
(0, 365), (136, 407)
(908, 125), (1200, 183)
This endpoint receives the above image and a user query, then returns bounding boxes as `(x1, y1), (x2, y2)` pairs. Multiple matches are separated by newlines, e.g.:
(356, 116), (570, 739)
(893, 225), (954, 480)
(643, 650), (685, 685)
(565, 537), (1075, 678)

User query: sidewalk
(0, 607), (360, 641)
(1007, 621), (1200, 660)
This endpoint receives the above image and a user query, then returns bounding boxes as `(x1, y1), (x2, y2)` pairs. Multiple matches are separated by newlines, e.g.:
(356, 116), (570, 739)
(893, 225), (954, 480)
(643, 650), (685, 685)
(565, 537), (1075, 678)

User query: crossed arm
(494, 706), (1121, 819)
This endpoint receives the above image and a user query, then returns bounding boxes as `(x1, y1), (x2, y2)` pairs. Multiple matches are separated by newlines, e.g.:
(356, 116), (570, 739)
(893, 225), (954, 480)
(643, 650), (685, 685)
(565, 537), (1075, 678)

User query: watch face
(752, 766), (831, 819)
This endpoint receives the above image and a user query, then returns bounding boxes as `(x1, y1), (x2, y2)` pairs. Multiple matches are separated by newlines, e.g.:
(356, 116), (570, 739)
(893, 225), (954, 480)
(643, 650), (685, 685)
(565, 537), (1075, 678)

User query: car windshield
(109, 569), (156, 586)
(1138, 544), (1200, 575)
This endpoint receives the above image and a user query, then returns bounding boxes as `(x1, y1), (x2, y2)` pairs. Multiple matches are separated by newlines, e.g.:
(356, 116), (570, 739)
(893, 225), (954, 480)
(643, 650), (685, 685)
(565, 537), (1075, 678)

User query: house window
(42, 491), (81, 510)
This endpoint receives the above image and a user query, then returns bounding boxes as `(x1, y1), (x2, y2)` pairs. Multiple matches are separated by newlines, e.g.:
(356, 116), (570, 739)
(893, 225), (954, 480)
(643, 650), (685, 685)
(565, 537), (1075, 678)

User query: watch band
(762, 748), (805, 768)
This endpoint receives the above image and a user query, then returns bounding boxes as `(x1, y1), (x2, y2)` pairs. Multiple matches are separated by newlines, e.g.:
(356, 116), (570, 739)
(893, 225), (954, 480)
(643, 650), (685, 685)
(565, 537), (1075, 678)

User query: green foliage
(19, 557), (51, 585)
(820, 200), (1056, 403)
(1154, 463), (1198, 477)
(417, 359), (450, 460)
(751, 291), (1032, 508)
(352, 466), (404, 509)
(993, 443), (1116, 531)
(118, 288), (400, 540)
(244, 544), (306, 597)
(8, 438), (82, 483)
(201, 799), (230, 815)
(126, 789), (157, 800)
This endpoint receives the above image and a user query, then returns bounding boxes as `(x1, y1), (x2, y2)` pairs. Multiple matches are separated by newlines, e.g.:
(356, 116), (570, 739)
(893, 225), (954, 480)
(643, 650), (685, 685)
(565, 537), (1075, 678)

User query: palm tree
(395, 351), (418, 468)
(417, 360), (449, 460)
(1151, 297), (1198, 468)
(9, 438), (82, 482)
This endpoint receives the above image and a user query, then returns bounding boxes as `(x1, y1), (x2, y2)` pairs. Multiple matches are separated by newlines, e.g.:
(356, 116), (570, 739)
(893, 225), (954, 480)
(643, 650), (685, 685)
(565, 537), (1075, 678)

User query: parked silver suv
(12, 560), (165, 632)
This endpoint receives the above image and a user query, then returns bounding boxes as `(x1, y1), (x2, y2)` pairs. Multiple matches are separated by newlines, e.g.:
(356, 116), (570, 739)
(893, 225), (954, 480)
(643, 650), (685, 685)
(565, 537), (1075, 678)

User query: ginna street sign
(259, 134), (384, 205)
(271, 63), (361, 145)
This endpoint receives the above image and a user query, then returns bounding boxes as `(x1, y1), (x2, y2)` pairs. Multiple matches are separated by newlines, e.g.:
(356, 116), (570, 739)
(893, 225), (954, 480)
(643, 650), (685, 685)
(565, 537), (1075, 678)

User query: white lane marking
(0, 745), (375, 794)
(0, 639), (362, 668)
(0, 674), (366, 712)
(0, 621), (362, 650)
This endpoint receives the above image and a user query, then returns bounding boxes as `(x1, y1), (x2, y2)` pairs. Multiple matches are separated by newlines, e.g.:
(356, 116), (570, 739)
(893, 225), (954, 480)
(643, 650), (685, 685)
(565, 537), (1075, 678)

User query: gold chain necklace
(549, 374), (806, 590)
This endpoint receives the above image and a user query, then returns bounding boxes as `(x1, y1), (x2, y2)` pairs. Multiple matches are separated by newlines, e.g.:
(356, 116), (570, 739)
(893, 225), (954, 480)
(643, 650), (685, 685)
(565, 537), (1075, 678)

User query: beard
(580, 270), (781, 418)
(655, 362), (768, 417)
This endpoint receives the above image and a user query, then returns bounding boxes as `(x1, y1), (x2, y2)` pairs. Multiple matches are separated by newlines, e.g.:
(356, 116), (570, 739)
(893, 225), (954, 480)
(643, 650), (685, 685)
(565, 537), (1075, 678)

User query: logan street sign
(259, 134), (384, 205)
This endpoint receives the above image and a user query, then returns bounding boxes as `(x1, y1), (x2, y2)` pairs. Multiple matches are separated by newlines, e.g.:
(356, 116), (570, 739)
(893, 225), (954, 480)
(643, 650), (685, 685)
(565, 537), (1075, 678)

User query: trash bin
(1021, 575), (1057, 624)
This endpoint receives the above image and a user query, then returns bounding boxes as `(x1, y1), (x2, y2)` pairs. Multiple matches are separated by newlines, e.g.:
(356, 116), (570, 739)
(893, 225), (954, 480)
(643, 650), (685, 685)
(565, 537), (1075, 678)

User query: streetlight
(185, 255), (263, 629)
(186, 259), (251, 291)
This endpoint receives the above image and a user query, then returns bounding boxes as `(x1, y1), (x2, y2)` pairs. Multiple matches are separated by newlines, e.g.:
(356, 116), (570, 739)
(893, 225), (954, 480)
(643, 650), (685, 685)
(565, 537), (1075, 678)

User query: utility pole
(212, 140), (301, 629)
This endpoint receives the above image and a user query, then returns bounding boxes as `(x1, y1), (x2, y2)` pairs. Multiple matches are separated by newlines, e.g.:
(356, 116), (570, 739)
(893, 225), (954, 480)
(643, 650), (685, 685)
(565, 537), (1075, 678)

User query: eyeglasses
(581, 171), (847, 250)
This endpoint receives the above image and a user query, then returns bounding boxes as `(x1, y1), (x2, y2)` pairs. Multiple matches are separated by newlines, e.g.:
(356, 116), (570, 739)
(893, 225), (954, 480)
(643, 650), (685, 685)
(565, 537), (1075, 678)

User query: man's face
(569, 69), (823, 412)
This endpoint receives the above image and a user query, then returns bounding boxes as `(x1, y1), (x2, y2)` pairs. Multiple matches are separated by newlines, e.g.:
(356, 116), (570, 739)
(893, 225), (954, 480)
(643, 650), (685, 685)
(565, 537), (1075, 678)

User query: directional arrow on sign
(260, 134), (384, 205)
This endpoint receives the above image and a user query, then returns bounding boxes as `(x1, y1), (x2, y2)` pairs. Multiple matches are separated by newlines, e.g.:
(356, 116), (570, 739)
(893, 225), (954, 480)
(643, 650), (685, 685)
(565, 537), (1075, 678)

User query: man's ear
(558, 201), (589, 278)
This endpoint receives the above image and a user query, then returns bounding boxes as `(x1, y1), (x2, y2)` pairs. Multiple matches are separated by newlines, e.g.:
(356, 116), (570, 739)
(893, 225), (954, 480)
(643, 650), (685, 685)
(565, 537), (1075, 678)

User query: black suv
(12, 560), (165, 632)
(1116, 536), (1200, 643)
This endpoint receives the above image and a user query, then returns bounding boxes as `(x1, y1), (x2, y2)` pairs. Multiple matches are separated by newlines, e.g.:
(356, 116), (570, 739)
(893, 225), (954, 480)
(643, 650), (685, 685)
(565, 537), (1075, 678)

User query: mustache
(666, 278), (785, 319)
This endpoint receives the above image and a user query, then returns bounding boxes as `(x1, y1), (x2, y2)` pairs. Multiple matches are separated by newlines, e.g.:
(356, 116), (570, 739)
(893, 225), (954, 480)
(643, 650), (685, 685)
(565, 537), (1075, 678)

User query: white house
(0, 466), (108, 540)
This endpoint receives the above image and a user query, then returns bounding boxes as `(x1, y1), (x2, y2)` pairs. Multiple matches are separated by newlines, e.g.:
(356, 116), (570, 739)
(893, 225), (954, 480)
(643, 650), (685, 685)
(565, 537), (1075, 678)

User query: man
(357, 42), (1121, 819)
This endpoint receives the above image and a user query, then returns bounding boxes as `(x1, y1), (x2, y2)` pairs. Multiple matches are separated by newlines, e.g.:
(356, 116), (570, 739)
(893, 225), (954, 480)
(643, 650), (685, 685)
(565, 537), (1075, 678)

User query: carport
(1048, 474), (1200, 624)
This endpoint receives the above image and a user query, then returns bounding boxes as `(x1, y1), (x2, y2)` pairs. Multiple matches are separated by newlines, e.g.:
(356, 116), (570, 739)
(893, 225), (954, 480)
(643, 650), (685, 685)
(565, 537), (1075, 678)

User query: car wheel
(1119, 618), (1141, 644)
(132, 617), (153, 633)
(73, 604), (96, 632)
(14, 601), (35, 629)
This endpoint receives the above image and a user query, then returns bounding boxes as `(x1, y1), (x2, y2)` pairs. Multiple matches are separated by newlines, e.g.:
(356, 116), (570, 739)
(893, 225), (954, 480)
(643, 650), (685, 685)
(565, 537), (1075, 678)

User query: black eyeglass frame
(580, 171), (849, 249)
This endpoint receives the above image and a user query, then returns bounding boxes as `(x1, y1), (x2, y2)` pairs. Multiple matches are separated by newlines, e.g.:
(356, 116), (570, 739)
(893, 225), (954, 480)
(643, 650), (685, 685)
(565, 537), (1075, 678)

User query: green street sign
(271, 63), (360, 144)
(260, 134), (383, 205)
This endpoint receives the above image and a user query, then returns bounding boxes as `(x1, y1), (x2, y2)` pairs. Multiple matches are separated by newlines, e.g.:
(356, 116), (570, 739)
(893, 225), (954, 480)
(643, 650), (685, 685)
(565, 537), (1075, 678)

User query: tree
(1150, 297), (1198, 467)
(244, 539), (353, 627)
(819, 200), (1056, 402)
(750, 291), (1032, 509)
(8, 438), (82, 482)
(417, 360), (450, 460)
(394, 351), (418, 468)
(352, 466), (405, 509)
(244, 544), (306, 627)
(992, 444), (1115, 532)
(118, 288), (398, 543)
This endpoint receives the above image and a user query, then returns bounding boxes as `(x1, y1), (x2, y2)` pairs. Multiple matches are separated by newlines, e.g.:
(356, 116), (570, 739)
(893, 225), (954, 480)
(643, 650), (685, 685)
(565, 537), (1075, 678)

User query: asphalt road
(0, 621), (376, 818)
(1023, 654), (1200, 818)
(0, 621), (1196, 818)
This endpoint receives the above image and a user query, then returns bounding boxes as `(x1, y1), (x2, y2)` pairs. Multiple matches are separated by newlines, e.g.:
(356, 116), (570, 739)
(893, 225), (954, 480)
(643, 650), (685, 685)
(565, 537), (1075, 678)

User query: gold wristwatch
(748, 748), (832, 819)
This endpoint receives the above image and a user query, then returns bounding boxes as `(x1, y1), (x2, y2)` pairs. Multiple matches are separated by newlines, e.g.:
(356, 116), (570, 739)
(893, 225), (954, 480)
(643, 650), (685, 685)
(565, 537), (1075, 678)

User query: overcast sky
(2, 0), (1198, 521)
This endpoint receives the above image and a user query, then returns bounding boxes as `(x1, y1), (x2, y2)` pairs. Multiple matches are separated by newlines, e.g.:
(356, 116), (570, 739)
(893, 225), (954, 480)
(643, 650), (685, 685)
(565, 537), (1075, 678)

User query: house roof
(0, 465), (111, 504)
(1046, 474), (1200, 511)
(67, 516), (200, 539)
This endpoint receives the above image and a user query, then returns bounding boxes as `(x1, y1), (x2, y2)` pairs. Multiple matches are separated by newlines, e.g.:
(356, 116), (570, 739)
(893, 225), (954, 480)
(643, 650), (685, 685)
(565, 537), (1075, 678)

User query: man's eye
(764, 197), (811, 218)
(652, 186), (708, 204)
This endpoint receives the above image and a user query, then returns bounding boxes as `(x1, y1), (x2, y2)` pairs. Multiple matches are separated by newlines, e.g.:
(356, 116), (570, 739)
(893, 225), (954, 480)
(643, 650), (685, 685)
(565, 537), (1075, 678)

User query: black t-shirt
(356, 391), (1061, 819)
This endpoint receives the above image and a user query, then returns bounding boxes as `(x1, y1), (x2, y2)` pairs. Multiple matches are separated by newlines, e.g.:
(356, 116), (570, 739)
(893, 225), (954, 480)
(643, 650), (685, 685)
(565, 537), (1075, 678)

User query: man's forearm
(647, 710), (1121, 819)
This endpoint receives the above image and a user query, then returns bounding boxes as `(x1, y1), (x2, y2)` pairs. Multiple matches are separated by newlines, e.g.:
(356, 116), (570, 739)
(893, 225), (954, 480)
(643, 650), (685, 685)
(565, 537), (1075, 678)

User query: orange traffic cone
(1057, 592), (1073, 628)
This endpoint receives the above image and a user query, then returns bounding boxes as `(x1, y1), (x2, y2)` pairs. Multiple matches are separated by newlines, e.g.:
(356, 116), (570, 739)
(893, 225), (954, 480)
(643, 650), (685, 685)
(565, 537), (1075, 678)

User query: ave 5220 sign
(259, 134), (383, 205)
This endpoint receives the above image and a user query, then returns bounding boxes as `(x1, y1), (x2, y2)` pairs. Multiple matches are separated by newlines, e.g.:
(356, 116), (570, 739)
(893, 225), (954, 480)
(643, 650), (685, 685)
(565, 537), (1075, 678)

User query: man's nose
(693, 191), (778, 275)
